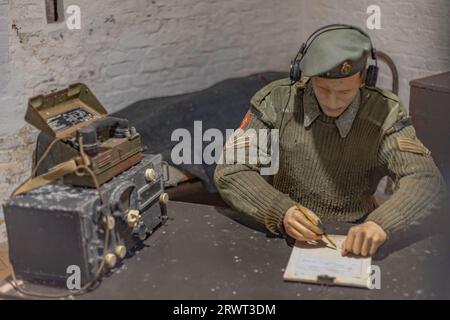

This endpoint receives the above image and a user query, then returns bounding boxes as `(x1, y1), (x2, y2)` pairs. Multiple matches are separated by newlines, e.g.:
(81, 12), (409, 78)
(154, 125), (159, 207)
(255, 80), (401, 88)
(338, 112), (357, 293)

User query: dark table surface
(2, 200), (450, 299)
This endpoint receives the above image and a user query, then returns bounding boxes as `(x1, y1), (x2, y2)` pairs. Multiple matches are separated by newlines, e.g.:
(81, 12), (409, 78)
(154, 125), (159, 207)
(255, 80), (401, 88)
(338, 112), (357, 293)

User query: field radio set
(2, 83), (169, 293)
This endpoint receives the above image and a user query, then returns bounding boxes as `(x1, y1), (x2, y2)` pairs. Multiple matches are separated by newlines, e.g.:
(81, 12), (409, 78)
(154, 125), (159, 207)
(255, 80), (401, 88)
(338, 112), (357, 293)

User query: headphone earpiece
(365, 65), (379, 87)
(290, 60), (301, 82)
(364, 47), (379, 87)
(370, 47), (377, 60)
(290, 42), (306, 82)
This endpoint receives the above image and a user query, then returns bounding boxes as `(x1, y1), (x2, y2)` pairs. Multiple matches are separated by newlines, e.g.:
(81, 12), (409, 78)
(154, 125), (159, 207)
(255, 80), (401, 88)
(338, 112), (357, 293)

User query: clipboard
(283, 235), (372, 289)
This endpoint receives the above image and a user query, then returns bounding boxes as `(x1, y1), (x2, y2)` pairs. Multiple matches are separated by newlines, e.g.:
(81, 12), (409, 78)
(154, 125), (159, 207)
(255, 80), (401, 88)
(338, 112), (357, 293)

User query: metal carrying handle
(161, 161), (170, 182)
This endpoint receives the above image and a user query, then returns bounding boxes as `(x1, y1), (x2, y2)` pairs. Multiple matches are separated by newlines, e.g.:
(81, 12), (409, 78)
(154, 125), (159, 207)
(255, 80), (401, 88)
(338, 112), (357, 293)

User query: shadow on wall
(113, 71), (288, 192)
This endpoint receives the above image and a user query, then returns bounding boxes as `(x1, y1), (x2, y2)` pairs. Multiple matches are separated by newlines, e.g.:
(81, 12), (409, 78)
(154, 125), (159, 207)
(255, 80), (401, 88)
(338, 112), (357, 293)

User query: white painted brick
(104, 61), (139, 78)
(0, 3), (6, 15)
(110, 75), (134, 91)
(0, 16), (7, 31)
(0, 49), (8, 66)
(0, 224), (6, 243)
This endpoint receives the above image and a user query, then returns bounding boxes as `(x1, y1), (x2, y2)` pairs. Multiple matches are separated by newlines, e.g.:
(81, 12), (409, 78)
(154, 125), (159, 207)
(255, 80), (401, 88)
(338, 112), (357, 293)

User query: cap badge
(340, 62), (352, 75)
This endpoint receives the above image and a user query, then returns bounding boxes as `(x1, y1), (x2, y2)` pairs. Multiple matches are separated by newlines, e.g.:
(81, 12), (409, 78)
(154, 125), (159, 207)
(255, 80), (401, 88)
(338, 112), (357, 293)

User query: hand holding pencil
(283, 203), (337, 249)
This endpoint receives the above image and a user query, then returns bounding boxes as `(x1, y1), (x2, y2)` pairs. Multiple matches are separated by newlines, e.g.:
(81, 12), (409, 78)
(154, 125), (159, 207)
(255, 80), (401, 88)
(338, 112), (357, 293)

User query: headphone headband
(302, 24), (375, 59)
(290, 24), (378, 86)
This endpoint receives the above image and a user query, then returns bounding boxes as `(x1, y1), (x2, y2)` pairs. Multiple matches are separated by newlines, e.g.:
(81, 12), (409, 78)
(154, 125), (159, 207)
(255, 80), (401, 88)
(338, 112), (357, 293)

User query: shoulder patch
(237, 106), (263, 130)
(238, 112), (252, 130)
(396, 136), (431, 156)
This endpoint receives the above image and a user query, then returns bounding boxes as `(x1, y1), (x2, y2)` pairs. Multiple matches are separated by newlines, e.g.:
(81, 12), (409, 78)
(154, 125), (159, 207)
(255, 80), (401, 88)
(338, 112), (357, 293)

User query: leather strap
(12, 159), (78, 196)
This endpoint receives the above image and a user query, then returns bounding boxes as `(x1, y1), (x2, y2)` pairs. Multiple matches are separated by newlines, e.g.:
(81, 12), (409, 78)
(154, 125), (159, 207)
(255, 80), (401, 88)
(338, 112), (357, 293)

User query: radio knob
(114, 245), (127, 259)
(159, 192), (169, 205)
(144, 168), (156, 182)
(105, 253), (117, 268)
(127, 209), (141, 228)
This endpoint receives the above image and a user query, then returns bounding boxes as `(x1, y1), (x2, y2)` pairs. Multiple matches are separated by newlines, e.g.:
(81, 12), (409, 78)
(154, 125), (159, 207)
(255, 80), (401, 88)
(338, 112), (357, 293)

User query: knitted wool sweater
(214, 79), (448, 238)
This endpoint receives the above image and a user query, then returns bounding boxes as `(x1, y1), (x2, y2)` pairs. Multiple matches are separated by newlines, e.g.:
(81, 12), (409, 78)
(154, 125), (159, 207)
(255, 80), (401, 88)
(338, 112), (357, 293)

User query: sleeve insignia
(239, 112), (252, 130)
(396, 136), (431, 156)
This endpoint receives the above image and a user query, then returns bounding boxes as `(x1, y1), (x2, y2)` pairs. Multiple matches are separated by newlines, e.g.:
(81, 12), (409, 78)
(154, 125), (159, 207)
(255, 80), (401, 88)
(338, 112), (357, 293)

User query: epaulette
(250, 78), (293, 108)
(249, 78), (295, 126)
(359, 86), (406, 133)
(389, 116), (412, 134)
(365, 86), (400, 103)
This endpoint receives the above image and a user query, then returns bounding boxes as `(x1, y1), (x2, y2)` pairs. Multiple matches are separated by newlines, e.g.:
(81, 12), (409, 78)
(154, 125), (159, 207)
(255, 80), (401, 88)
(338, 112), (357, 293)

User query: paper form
(283, 235), (372, 288)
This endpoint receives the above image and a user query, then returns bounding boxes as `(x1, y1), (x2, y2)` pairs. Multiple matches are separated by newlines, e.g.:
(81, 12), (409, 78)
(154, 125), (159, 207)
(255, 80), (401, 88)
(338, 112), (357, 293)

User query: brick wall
(0, 0), (302, 224)
(0, 0), (8, 240)
(0, 0), (8, 93)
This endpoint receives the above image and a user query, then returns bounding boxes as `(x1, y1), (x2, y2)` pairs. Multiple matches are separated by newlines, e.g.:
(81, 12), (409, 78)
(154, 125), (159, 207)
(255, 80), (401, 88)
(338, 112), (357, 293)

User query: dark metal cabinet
(410, 71), (450, 185)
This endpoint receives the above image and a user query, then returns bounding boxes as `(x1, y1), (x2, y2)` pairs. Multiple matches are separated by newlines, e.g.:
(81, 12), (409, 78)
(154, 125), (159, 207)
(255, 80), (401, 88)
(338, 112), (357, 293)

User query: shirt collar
(302, 81), (361, 138)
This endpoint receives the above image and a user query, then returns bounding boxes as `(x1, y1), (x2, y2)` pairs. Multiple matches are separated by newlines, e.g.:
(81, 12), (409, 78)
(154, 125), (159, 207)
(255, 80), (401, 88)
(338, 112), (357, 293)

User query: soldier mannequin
(284, 72), (387, 256)
(214, 25), (447, 257)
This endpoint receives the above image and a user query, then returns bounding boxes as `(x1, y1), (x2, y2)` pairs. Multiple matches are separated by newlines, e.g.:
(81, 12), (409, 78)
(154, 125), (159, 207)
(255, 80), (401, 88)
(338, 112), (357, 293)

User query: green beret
(299, 28), (371, 78)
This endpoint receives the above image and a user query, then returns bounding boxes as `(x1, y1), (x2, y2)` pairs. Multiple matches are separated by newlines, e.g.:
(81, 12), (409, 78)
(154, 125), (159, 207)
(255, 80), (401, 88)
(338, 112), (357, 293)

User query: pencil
(295, 204), (337, 249)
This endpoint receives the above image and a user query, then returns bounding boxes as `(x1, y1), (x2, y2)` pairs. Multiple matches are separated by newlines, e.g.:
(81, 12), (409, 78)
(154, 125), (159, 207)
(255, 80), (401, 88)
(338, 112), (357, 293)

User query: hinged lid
(25, 83), (108, 139)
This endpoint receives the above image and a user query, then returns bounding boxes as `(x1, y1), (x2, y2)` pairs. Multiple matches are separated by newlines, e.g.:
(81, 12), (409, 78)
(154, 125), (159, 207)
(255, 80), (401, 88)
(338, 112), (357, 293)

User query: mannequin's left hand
(341, 221), (387, 257)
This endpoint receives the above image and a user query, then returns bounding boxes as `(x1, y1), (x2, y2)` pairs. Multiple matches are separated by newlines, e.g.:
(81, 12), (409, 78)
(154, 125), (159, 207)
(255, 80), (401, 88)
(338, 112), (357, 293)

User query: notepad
(283, 235), (372, 288)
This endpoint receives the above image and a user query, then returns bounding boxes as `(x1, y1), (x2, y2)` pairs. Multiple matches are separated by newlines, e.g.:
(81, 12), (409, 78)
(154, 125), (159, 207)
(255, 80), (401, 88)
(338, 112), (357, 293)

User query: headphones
(289, 24), (379, 87)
